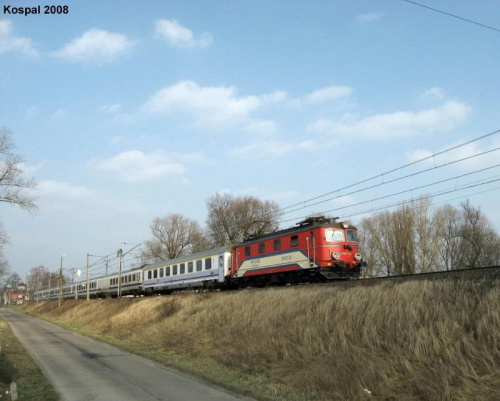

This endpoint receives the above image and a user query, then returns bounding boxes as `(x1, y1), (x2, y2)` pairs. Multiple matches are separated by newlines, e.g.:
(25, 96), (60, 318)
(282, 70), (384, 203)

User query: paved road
(0, 309), (253, 401)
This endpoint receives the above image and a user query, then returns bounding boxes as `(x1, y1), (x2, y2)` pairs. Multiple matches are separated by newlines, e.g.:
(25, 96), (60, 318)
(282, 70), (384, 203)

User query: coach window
(160, 268), (164, 278)
(188, 261), (193, 273)
(180, 263), (185, 274)
(173, 265), (178, 275)
(154, 269), (158, 279)
(245, 246), (251, 256)
(205, 258), (212, 270)
(291, 235), (299, 247)
(259, 243), (265, 253)
(196, 260), (202, 272)
(274, 239), (281, 251)
(166, 266), (171, 276)
(148, 270), (152, 280)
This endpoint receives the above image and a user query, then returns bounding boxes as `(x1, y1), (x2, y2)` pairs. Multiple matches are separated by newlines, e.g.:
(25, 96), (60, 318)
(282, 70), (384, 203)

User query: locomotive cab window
(325, 229), (345, 242)
(346, 230), (358, 242)
(291, 235), (299, 247)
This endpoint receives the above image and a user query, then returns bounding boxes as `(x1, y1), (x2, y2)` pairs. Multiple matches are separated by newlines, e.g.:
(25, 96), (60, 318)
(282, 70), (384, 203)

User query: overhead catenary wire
(278, 129), (500, 215)
(339, 179), (500, 221)
(281, 165), (500, 224)
(401, 0), (500, 33)
(280, 146), (500, 217)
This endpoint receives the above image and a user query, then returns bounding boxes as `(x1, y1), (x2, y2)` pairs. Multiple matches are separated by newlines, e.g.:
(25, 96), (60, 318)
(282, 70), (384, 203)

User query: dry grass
(0, 317), (59, 401)
(21, 279), (500, 400)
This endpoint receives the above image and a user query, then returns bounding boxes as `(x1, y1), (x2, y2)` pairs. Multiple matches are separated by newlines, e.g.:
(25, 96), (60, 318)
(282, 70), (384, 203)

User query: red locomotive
(231, 216), (364, 285)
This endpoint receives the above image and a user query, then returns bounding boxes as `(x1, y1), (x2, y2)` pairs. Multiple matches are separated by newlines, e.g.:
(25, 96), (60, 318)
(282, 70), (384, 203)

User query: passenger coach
(142, 246), (232, 294)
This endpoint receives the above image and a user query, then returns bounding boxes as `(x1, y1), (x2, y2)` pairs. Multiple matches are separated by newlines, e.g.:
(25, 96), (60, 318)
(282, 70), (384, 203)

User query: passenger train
(34, 216), (365, 300)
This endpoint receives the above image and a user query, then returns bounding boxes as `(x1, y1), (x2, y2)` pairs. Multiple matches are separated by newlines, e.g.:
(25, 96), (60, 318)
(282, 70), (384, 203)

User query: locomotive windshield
(346, 230), (358, 242)
(325, 229), (345, 242)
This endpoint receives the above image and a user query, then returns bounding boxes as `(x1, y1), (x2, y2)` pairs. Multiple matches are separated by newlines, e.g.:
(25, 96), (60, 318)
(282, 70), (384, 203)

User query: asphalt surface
(0, 308), (253, 401)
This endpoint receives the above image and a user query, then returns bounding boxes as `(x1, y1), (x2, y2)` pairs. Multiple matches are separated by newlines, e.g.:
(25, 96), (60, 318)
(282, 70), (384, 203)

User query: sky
(1, 0), (500, 281)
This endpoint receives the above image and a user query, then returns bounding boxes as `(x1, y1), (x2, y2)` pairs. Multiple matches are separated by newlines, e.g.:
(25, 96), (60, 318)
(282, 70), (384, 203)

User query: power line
(279, 128), (500, 214)
(281, 165), (500, 224)
(340, 180), (500, 221)
(401, 0), (500, 33)
(280, 146), (500, 217)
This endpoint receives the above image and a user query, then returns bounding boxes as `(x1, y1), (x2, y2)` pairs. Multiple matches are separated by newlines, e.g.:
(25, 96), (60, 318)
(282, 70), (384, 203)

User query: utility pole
(86, 253), (90, 301)
(58, 255), (65, 307)
(117, 245), (123, 298)
(25, 272), (29, 302)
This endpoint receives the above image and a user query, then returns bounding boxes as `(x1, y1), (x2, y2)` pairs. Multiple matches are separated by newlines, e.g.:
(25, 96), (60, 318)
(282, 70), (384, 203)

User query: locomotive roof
(241, 216), (357, 244)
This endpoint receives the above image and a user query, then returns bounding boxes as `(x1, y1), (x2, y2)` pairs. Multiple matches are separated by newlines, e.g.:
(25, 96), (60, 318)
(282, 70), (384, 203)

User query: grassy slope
(0, 316), (59, 401)
(21, 279), (500, 401)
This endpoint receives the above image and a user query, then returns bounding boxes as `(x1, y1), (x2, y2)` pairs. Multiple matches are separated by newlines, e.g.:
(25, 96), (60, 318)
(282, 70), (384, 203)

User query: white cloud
(231, 136), (322, 160)
(356, 12), (384, 23)
(309, 100), (471, 140)
(20, 161), (46, 175)
(305, 86), (353, 103)
(95, 150), (186, 183)
(143, 80), (284, 130)
(420, 87), (446, 101)
(0, 20), (38, 57)
(232, 138), (294, 159)
(155, 19), (212, 49)
(101, 103), (122, 114)
(52, 109), (67, 120)
(40, 180), (96, 202)
(408, 137), (500, 172)
(53, 28), (134, 64)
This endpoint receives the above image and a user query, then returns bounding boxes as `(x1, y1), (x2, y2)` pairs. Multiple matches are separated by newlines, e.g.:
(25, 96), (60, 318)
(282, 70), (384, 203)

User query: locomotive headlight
(355, 253), (362, 261)
(342, 222), (349, 229)
(332, 252), (340, 260)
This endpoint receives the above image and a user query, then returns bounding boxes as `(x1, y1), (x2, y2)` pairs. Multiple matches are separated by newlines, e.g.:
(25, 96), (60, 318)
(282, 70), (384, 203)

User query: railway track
(323, 265), (500, 289)
(226, 265), (500, 295)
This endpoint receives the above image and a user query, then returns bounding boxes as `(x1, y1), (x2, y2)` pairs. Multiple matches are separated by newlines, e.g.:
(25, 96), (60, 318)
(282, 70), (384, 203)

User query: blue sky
(1, 0), (500, 279)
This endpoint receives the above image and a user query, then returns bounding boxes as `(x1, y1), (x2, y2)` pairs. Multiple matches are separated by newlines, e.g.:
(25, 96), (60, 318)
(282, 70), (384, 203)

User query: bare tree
(435, 204), (463, 270)
(206, 193), (280, 246)
(360, 199), (500, 276)
(27, 265), (70, 291)
(459, 200), (500, 268)
(0, 127), (38, 211)
(141, 213), (209, 262)
(412, 198), (441, 273)
(460, 200), (485, 268)
(0, 128), (38, 282)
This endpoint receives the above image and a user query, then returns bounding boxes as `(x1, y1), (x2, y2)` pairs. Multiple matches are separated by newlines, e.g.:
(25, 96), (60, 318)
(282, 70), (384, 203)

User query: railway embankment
(20, 278), (500, 401)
